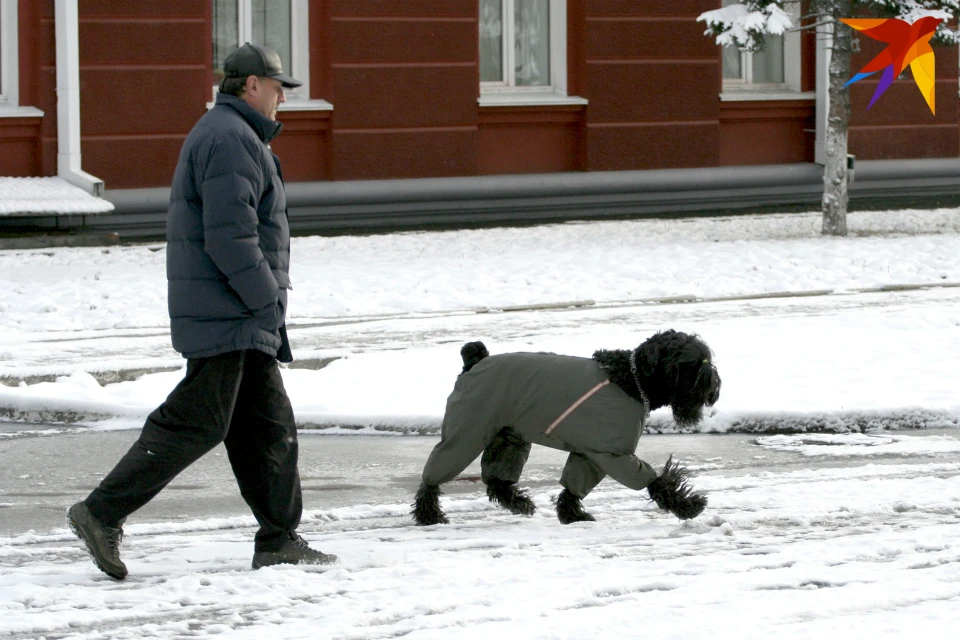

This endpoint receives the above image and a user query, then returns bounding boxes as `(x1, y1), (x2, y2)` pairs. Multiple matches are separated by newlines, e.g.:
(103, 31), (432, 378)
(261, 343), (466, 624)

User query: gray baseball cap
(221, 42), (302, 89)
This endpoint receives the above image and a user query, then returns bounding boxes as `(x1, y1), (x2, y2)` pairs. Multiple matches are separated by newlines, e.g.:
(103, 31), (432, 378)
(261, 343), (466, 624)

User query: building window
(481, 0), (550, 87)
(720, 0), (784, 85)
(0, 0), (41, 118)
(212, 0), (310, 102)
(723, 35), (784, 84)
(479, 0), (584, 106)
(719, 0), (803, 99)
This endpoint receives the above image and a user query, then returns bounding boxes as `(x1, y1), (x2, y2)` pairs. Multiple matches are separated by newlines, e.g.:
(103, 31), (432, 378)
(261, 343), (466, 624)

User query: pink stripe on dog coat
(544, 379), (610, 435)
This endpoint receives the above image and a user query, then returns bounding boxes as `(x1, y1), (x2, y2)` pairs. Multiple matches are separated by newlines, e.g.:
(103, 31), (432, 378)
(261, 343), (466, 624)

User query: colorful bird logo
(842, 17), (942, 115)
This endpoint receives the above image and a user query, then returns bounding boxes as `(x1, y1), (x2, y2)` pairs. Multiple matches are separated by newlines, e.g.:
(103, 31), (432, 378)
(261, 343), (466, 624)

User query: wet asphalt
(2, 422), (957, 537)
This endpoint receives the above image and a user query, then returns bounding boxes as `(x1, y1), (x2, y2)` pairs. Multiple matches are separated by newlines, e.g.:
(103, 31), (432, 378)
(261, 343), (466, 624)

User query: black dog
(412, 330), (720, 526)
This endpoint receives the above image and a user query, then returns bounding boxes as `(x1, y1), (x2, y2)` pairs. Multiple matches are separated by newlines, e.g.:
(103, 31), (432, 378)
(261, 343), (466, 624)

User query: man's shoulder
(186, 107), (259, 154)
(194, 105), (247, 136)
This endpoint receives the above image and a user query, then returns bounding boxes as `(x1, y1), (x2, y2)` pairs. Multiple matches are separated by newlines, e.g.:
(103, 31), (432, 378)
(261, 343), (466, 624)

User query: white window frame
(0, 0), (39, 117)
(720, 2), (812, 102)
(479, 0), (586, 107)
(212, 0), (331, 111)
(1, 0), (18, 109)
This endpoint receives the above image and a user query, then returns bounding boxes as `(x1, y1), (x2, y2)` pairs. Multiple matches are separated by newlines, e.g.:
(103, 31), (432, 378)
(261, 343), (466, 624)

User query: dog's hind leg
(481, 427), (535, 516)
(415, 369), (507, 524)
(415, 417), (499, 525)
(412, 483), (449, 526)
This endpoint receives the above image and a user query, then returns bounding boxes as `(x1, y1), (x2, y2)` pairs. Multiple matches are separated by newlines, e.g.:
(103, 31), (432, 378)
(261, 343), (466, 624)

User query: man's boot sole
(251, 551), (339, 570)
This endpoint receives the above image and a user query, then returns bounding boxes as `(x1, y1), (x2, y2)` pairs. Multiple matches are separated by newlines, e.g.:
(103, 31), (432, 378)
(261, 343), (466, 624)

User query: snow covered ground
(2, 444), (959, 639)
(1, 207), (960, 638)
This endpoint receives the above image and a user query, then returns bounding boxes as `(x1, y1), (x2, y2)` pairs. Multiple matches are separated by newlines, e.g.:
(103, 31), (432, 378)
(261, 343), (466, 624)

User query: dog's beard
(669, 361), (720, 427)
(671, 399), (704, 427)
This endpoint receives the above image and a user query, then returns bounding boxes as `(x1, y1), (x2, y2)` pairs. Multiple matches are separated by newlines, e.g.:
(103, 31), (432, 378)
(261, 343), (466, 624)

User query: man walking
(68, 43), (336, 579)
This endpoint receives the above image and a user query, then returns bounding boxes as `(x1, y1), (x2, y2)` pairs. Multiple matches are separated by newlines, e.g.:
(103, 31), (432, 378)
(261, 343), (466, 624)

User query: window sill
(279, 99), (334, 112)
(479, 91), (588, 107)
(720, 90), (815, 102)
(205, 99), (334, 111)
(0, 105), (45, 119)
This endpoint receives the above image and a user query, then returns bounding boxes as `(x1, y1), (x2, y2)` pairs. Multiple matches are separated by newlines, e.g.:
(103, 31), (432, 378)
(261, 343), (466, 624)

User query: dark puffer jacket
(166, 92), (292, 362)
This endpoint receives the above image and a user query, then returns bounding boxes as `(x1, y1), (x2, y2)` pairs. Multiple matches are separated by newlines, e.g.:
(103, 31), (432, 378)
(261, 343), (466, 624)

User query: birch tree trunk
(821, 3), (853, 236)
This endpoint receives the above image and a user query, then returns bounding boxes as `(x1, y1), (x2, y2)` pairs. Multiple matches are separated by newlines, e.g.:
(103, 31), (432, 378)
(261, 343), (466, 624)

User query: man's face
(243, 76), (286, 121)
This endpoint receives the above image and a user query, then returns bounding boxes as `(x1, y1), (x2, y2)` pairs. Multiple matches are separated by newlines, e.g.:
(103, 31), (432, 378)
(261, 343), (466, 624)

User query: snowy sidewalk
(3, 443), (960, 639)
(3, 208), (960, 639)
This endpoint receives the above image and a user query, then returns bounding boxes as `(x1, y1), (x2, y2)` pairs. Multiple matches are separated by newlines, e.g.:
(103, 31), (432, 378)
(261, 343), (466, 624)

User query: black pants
(84, 349), (302, 552)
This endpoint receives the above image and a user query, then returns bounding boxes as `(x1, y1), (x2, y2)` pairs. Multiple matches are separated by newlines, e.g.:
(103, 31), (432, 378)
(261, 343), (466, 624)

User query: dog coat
(421, 352), (657, 498)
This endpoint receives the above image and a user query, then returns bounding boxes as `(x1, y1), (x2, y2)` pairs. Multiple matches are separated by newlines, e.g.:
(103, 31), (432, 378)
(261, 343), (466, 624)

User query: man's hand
(253, 297), (283, 331)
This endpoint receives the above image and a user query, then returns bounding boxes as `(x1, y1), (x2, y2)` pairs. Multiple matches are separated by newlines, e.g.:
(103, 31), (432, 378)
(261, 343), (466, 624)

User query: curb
(3, 408), (956, 436)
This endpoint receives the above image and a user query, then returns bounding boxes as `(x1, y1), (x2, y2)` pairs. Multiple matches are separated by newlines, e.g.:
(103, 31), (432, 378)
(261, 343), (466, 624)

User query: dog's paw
(487, 481), (536, 516)
(555, 489), (596, 525)
(647, 456), (708, 520)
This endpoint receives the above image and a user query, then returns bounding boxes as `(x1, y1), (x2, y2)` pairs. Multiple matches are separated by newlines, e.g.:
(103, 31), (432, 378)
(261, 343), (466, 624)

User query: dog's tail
(460, 341), (489, 374)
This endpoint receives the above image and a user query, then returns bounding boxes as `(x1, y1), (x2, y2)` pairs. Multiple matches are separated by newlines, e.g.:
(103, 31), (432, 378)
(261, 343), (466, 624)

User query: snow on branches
(698, 1), (960, 50)
(697, 2), (795, 52)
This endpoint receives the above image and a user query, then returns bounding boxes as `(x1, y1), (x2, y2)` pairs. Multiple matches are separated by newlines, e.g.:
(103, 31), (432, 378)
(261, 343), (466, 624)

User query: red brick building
(0, 1), (956, 193)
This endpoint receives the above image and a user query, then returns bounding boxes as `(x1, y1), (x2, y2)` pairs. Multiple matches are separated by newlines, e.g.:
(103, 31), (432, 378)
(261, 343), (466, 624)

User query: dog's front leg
(553, 452), (605, 524)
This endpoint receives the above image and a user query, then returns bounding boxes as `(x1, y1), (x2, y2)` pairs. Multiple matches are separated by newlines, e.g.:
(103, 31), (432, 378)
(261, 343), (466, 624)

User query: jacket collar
(216, 92), (283, 144)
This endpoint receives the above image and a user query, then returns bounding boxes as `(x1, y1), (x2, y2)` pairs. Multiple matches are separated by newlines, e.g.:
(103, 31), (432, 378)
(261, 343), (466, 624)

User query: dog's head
(635, 330), (721, 427)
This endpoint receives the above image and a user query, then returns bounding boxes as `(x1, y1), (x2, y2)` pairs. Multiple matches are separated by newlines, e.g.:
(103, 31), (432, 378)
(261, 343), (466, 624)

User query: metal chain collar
(628, 349), (651, 416)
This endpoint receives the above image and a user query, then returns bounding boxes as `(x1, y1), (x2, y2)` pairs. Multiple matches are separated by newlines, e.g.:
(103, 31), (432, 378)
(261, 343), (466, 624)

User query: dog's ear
(637, 339), (660, 377)
(705, 364), (721, 406)
(666, 361), (681, 386)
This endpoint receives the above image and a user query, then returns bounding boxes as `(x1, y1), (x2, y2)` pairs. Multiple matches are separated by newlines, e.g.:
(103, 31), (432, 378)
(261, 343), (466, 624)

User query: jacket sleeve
(584, 451), (658, 490)
(199, 134), (279, 312)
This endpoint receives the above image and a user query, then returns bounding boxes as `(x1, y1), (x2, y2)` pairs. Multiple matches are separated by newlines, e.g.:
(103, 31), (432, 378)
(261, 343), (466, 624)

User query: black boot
(68, 502), (128, 580)
(486, 479), (536, 516)
(412, 482), (449, 526)
(555, 489), (596, 525)
(252, 534), (338, 569)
